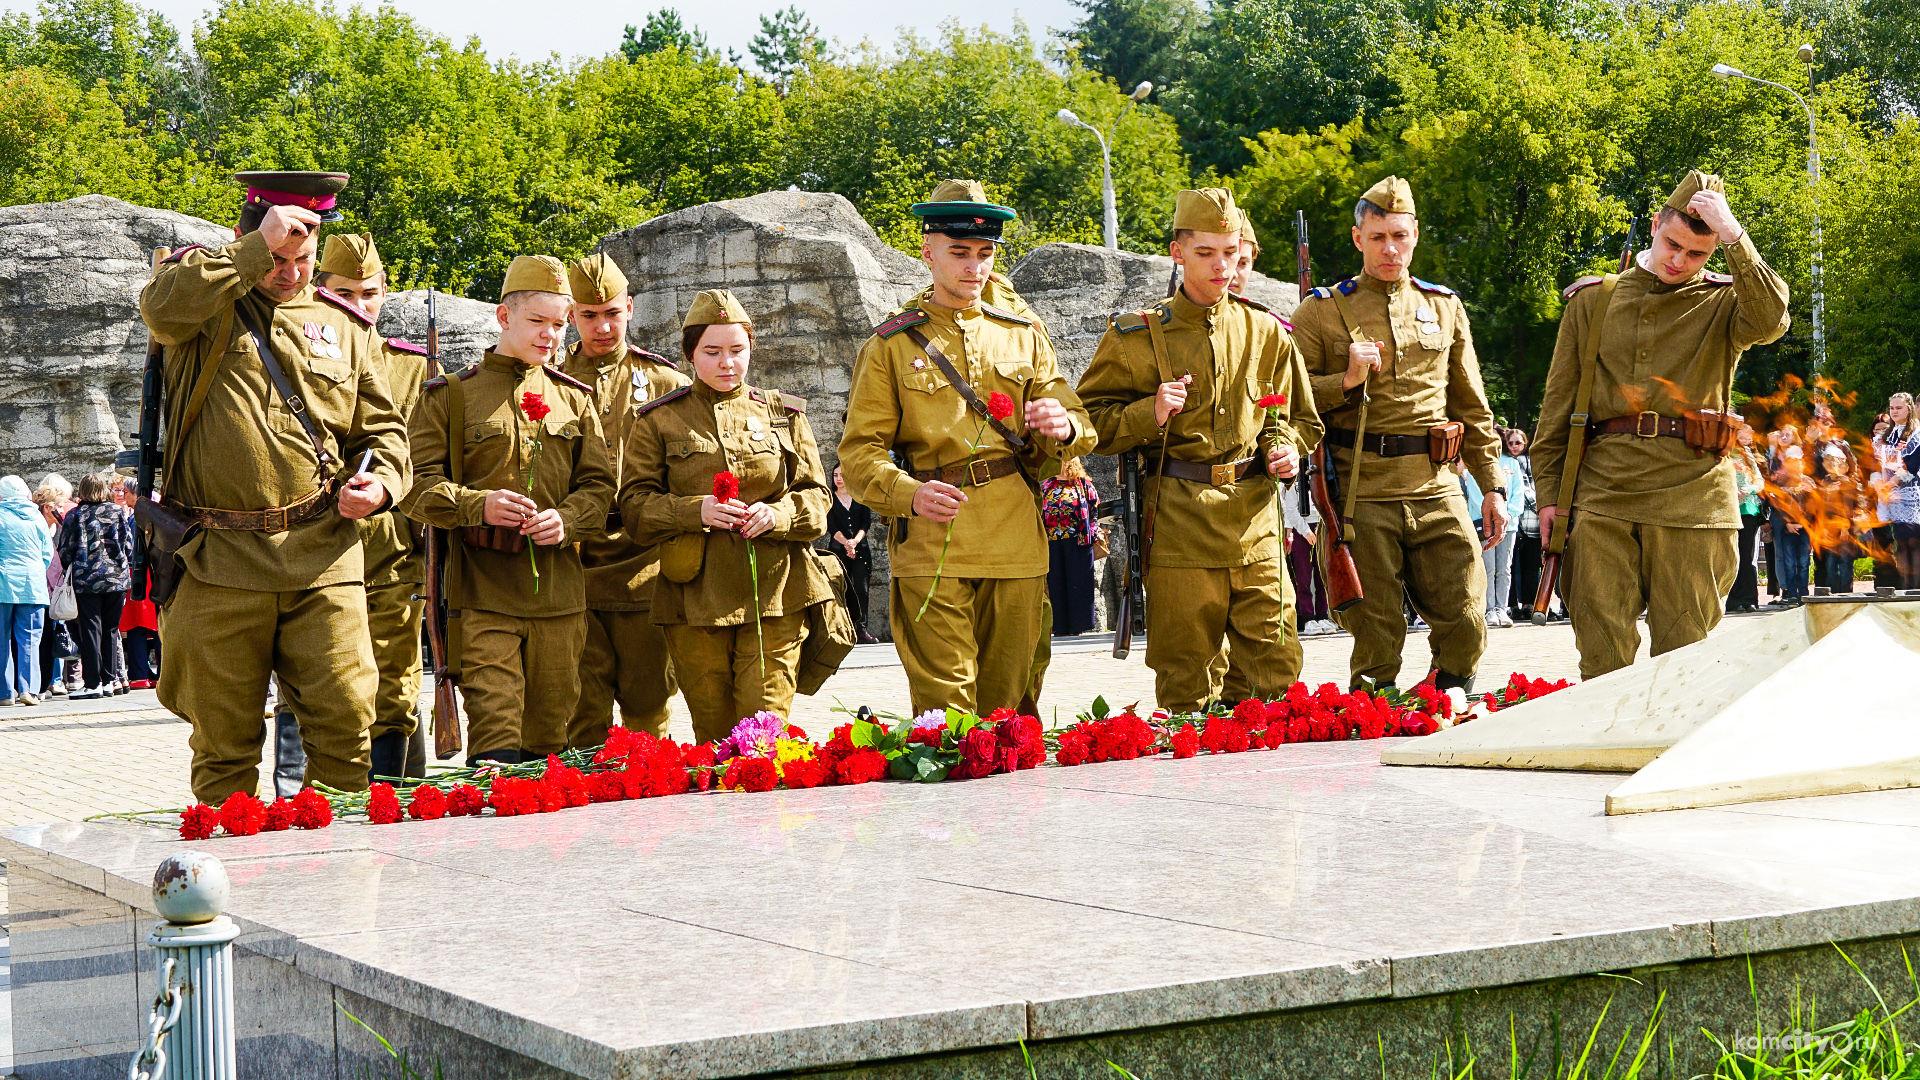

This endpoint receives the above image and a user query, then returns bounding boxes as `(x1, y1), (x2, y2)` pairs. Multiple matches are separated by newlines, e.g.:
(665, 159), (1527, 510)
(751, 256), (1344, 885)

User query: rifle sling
(1328, 289), (1372, 543)
(1546, 273), (1621, 557)
(1141, 309), (1178, 573)
(161, 306), (239, 480)
(234, 303), (337, 483)
(902, 325), (1028, 453)
(443, 371), (466, 679)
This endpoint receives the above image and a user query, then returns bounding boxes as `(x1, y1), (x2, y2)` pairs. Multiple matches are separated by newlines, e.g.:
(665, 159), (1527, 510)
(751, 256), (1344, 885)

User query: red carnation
(263, 799), (297, 832)
(406, 784), (447, 820)
(781, 757), (829, 789)
(1257, 393), (1288, 408)
(179, 803), (219, 841)
(292, 787), (333, 829)
(218, 791), (267, 836)
(712, 471), (740, 503)
(588, 772), (626, 803)
(1232, 699), (1265, 727)
(1170, 723), (1200, 758)
(1054, 729), (1091, 766)
(728, 756), (779, 792)
(367, 783), (403, 825)
(520, 392), (551, 422)
(986, 392), (1016, 421)
(446, 784), (485, 817)
(821, 723), (856, 763)
(488, 777), (540, 816)
(835, 747), (888, 785)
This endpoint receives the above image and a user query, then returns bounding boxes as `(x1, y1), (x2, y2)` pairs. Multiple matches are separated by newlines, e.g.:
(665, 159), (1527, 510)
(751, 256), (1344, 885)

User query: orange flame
(1752, 375), (1891, 569)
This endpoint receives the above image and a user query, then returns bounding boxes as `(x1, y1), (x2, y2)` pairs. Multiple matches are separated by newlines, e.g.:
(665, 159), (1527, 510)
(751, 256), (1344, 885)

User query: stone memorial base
(10, 741), (1920, 1078)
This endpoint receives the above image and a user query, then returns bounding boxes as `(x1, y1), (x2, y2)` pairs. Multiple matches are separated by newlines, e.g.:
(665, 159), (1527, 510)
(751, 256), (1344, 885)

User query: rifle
(129, 247), (169, 600)
(421, 288), (464, 758)
(1111, 449), (1147, 658)
(1533, 217), (1640, 624)
(1297, 214), (1364, 612)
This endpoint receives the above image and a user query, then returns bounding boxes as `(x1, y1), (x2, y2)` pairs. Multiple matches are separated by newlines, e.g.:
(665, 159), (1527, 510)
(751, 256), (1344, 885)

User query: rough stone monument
(376, 290), (500, 373)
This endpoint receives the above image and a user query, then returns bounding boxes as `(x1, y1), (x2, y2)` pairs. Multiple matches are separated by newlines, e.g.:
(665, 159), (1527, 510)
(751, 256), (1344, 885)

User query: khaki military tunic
(402, 351), (613, 755)
(620, 380), (832, 743)
(1079, 289), (1323, 709)
(1532, 236), (1789, 677)
(839, 297), (1096, 714)
(362, 337), (433, 747)
(1293, 272), (1501, 687)
(562, 340), (691, 745)
(138, 232), (411, 804)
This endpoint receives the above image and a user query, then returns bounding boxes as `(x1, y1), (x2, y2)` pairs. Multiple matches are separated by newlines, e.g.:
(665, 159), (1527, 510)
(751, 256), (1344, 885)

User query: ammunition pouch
(1681, 409), (1739, 457)
(133, 496), (199, 606)
(460, 524), (525, 554)
(1427, 422), (1466, 464)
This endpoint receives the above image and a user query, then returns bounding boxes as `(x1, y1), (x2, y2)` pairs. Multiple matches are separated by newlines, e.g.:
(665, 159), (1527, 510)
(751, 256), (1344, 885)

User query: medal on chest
(747, 416), (766, 443)
(303, 321), (341, 359)
(630, 370), (650, 408)
(1414, 304), (1441, 337)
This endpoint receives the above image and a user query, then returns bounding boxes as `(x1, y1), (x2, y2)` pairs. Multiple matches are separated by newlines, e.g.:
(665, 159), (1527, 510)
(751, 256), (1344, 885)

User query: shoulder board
(1229, 293), (1271, 313)
(545, 367), (595, 395)
(315, 287), (375, 326)
(633, 348), (676, 367)
(1702, 270), (1734, 286)
(1562, 275), (1605, 300)
(385, 337), (428, 356)
(420, 367), (479, 392)
(980, 302), (1033, 327)
(1274, 314), (1294, 332)
(872, 309), (929, 339)
(1411, 277), (1456, 297)
(1306, 286), (1334, 300)
(158, 245), (205, 265)
(636, 385), (692, 417)
(751, 387), (807, 413)
(1337, 278), (1358, 296)
(1111, 305), (1171, 333)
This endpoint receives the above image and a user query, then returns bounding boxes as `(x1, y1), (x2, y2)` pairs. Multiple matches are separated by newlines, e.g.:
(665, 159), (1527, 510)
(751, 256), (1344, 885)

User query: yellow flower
(773, 738), (815, 766)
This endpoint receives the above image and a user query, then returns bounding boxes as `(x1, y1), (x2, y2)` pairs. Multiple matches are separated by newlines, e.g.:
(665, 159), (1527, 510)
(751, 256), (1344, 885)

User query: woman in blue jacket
(0, 475), (54, 706)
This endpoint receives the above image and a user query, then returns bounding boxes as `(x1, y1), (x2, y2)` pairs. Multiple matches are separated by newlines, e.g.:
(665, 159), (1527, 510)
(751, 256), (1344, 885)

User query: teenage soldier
(1079, 188), (1322, 711)
(561, 253), (690, 748)
(314, 232), (434, 781)
(1232, 209), (1260, 294)
(1292, 176), (1507, 693)
(139, 171), (409, 804)
(1532, 171), (1789, 678)
(839, 179), (1095, 715)
(621, 289), (834, 742)
(401, 255), (613, 764)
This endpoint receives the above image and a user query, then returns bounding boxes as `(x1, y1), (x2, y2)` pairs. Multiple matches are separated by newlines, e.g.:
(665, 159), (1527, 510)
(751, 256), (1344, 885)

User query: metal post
(135, 852), (238, 1080)
(1057, 81), (1153, 253)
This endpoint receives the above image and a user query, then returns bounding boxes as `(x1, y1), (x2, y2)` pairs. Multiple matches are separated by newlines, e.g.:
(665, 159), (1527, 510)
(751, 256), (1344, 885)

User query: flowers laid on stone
(128, 676), (1567, 840)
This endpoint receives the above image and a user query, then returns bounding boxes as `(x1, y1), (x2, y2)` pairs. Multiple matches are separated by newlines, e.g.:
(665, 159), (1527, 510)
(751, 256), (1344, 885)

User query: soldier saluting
(1532, 172), (1789, 678)
(1292, 175), (1507, 694)
(402, 255), (613, 765)
(138, 170), (409, 805)
(1079, 187), (1322, 711)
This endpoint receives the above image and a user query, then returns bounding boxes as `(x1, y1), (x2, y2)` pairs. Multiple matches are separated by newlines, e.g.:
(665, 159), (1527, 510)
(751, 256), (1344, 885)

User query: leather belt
(1148, 455), (1262, 485)
(194, 485), (332, 533)
(1589, 412), (1685, 440)
(911, 454), (1023, 488)
(1325, 428), (1430, 458)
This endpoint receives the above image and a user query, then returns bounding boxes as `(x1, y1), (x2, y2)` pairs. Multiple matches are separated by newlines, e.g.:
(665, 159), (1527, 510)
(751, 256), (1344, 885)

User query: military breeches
(1330, 494), (1487, 688)
(1564, 512), (1737, 680)
(159, 575), (376, 805)
(661, 612), (806, 746)
(366, 581), (424, 743)
(1145, 557), (1298, 712)
(890, 574), (1047, 717)
(569, 608), (677, 747)
(459, 608), (588, 757)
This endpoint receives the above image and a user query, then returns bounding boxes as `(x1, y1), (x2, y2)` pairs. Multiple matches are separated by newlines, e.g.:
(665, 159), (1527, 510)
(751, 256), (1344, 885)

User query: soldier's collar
(1358, 272), (1403, 295)
(692, 377), (747, 403)
(481, 349), (541, 376)
(920, 296), (983, 323)
(573, 339), (627, 369)
(1165, 288), (1221, 321)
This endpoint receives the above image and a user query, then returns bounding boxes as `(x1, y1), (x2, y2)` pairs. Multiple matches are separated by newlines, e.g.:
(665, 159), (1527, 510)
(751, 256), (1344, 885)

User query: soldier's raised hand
(1154, 374), (1193, 427)
(259, 205), (323, 256)
(1343, 340), (1386, 392)
(1687, 189), (1744, 245)
(912, 479), (966, 523)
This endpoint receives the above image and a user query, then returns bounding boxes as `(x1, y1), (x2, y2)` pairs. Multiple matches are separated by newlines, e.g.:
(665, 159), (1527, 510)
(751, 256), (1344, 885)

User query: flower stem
(914, 418), (990, 623)
(747, 536), (764, 683)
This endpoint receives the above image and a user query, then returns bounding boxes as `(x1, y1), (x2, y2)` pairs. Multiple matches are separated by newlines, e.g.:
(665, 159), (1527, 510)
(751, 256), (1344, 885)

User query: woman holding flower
(619, 289), (834, 744)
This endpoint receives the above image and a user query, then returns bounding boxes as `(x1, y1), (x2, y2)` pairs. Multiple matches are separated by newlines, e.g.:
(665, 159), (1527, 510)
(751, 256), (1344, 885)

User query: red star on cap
(307, 196), (322, 209)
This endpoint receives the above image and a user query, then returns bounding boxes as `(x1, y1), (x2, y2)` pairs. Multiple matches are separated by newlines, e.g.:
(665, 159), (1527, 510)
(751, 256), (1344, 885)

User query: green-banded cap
(910, 179), (1017, 243)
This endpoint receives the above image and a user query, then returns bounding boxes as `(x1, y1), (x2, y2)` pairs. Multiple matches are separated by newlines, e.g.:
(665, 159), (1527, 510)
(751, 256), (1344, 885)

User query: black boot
(368, 731), (408, 785)
(467, 748), (524, 766)
(271, 709), (307, 801)
(1432, 670), (1476, 695)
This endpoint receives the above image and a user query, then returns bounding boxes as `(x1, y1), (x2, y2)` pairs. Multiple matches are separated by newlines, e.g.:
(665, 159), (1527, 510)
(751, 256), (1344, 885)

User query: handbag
(49, 578), (78, 622)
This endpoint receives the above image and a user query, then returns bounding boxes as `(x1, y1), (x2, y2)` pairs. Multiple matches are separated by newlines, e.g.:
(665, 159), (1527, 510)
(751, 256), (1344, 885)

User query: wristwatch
(1490, 486), (1507, 498)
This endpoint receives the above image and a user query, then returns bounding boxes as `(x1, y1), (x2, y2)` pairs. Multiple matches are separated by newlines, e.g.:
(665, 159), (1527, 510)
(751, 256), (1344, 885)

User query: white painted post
(137, 852), (238, 1080)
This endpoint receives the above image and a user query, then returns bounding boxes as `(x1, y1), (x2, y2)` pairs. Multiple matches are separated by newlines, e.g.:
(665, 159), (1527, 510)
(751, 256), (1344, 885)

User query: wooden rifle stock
(1112, 450), (1146, 658)
(423, 525), (463, 758)
(1306, 444), (1364, 612)
(1532, 544), (1562, 625)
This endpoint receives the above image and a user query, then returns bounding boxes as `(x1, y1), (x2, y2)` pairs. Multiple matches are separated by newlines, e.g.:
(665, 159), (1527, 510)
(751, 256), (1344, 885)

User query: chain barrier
(128, 955), (184, 1080)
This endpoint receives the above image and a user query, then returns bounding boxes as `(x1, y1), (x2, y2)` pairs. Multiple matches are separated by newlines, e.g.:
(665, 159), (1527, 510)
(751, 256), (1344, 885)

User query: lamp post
(1712, 48), (1823, 370)
(1057, 80), (1153, 251)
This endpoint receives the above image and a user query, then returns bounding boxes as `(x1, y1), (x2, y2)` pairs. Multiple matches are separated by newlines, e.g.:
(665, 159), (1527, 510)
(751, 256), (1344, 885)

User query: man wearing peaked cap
(1290, 174), (1506, 694)
(1078, 187), (1323, 711)
(1532, 170), (1789, 678)
(561, 252), (690, 749)
(840, 179), (1096, 715)
(315, 231), (438, 781)
(401, 254), (614, 764)
(139, 169), (410, 804)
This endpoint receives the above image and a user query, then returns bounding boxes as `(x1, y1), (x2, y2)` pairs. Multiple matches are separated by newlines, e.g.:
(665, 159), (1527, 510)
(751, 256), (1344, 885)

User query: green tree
(749, 5), (823, 91)
(621, 10), (707, 61)
(1230, 119), (1369, 285)
(1057, 0), (1200, 100)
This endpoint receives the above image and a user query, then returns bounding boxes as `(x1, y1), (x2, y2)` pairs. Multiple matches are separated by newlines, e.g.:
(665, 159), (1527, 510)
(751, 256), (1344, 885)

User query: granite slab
(11, 738), (1920, 1078)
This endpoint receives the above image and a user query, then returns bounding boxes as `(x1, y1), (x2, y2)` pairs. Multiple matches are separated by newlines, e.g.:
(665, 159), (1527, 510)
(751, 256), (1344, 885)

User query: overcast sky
(4, 0), (1086, 65)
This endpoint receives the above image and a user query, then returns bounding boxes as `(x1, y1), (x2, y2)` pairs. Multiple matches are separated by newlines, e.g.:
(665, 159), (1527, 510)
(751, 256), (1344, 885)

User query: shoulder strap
(234, 303), (335, 481)
(1328, 289), (1371, 345)
(1546, 273), (1621, 556)
(168, 305), (239, 470)
(1142, 307), (1175, 385)
(902, 324), (1028, 452)
(1326, 289), (1376, 539)
(448, 370), (465, 486)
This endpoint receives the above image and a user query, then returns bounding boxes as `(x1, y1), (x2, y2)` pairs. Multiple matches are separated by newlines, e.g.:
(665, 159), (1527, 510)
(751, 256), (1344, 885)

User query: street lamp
(1057, 80), (1153, 251)
(1712, 50), (1824, 370)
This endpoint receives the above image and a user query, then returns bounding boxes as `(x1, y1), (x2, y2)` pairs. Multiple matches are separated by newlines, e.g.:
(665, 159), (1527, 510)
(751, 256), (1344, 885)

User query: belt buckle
(1635, 411), (1660, 438)
(968, 459), (994, 487)
(1210, 463), (1236, 486)
(262, 505), (287, 533)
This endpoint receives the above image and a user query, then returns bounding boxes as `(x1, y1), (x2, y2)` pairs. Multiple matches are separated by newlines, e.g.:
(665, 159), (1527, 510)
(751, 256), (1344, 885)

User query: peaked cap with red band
(233, 170), (350, 223)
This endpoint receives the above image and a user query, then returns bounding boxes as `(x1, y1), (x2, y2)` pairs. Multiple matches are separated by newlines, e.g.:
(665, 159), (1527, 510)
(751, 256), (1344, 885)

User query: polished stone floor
(9, 737), (1920, 1078)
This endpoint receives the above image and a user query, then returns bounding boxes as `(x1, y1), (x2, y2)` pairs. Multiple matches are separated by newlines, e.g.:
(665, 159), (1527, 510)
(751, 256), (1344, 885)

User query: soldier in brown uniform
(1079, 188), (1323, 711)
(401, 255), (613, 764)
(1292, 175), (1508, 692)
(139, 171), (410, 804)
(314, 232), (434, 780)
(1532, 171), (1789, 678)
(839, 180), (1096, 715)
(619, 289), (834, 743)
(561, 253), (690, 748)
